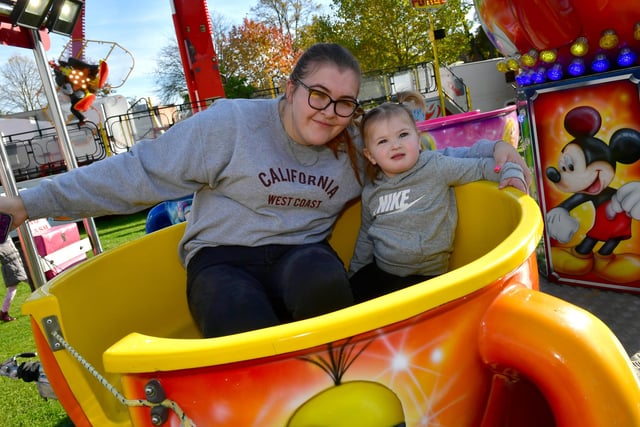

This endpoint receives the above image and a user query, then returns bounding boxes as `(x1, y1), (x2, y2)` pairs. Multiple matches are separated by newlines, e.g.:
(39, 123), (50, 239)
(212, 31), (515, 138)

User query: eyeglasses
(295, 79), (359, 118)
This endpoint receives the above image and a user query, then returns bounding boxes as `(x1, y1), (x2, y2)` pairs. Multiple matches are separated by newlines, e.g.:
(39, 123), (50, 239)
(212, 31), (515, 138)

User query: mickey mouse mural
(545, 105), (640, 283)
(49, 57), (109, 123)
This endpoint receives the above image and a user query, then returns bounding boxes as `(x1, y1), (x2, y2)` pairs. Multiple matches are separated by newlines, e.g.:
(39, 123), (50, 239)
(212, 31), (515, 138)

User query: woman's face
(283, 65), (360, 147)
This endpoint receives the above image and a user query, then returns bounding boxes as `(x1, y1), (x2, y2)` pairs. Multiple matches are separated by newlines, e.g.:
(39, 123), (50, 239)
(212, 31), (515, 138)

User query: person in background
(0, 43), (530, 337)
(0, 238), (29, 322)
(349, 102), (527, 302)
(394, 90), (427, 122)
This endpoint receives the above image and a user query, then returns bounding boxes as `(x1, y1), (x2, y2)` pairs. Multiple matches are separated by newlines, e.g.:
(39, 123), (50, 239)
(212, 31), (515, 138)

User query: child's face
(363, 113), (421, 178)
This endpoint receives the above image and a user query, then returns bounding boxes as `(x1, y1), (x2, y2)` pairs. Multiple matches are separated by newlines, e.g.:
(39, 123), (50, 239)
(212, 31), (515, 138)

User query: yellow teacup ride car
(22, 181), (640, 426)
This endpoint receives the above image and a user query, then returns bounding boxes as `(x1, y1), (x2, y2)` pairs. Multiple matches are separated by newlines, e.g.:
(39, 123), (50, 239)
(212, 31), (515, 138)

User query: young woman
(349, 102), (526, 302)
(0, 43), (529, 337)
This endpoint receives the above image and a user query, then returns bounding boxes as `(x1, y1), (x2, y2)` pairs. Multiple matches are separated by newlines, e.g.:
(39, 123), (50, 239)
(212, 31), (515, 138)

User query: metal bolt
(144, 385), (155, 398)
(150, 405), (169, 425)
(150, 412), (163, 426)
(144, 379), (166, 403)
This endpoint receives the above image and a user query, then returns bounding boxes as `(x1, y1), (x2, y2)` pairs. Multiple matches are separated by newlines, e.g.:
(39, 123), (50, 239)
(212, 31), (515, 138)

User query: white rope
(51, 330), (196, 427)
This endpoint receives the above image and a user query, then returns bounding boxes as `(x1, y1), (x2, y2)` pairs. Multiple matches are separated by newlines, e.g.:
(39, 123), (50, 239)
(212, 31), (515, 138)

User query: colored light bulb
(531, 67), (546, 84)
(516, 71), (532, 86)
(568, 59), (586, 76)
(496, 60), (509, 73)
(521, 50), (538, 67)
(635, 22), (640, 41)
(546, 64), (563, 81)
(506, 57), (520, 71)
(617, 48), (637, 67)
(570, 37), (589, 57)
(540, 50), (557, 63)
(599, 30), (619, 49)
(591, 54), (610, 72)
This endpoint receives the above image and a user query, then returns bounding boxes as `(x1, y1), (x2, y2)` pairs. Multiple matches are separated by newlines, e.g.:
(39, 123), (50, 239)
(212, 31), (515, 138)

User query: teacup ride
(22, 182), (640, 426)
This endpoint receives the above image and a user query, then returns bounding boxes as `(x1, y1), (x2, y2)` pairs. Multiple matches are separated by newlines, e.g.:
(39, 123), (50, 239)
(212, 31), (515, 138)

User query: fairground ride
(0, 0), (226, 288)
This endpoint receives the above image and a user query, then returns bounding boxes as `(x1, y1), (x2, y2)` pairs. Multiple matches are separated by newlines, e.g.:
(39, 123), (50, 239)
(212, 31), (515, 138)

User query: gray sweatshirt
(21, 97), (497, 267)
(349, 150), (524, 277)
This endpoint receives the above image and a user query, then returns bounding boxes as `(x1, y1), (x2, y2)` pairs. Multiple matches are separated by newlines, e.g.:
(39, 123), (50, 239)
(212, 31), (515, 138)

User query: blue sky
(0, 0), (307, 103)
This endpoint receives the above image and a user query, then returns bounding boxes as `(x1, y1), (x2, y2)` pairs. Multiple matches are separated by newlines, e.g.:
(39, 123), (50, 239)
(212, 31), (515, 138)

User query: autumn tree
(251, 0), (323, 49)
(220, 18), (301, 90)
(0, 55), (47, 113)
(157, 0), (486, 98)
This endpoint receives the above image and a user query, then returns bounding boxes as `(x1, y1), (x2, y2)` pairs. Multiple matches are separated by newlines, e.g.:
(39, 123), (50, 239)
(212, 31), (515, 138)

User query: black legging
(349, 261), (433, 303)
(186, 241), (353, 338)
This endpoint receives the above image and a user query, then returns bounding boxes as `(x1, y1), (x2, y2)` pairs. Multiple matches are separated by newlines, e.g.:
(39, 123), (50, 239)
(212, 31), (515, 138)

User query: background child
(395, 90), (427, 122)
(349, 102), (526, 302)
(0, 238), (29, 322)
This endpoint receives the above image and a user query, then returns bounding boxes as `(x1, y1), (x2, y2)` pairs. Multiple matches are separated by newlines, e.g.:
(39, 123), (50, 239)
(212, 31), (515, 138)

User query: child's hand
(499, 176), (528, 193)
(493, 141), (532, 187)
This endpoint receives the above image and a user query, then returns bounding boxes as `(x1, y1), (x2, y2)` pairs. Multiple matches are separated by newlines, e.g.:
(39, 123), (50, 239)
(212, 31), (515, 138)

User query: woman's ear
(284, 79), (295, 101)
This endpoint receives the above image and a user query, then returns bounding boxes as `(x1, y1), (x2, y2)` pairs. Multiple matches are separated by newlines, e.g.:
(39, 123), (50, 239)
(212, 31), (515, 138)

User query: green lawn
(0, 210), (150, 427)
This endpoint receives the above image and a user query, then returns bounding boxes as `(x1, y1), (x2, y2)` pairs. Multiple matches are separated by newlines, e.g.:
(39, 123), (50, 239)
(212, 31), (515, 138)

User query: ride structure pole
(427, 10), (446, 117)
(171, 0), (226, 111)
(0, 135), (47, 289)
(411, 0), (448, 117)
(30, 29), (103, 259)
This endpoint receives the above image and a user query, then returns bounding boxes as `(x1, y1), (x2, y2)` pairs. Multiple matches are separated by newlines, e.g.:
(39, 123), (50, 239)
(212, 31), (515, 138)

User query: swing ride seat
(22, 181), (640, 427)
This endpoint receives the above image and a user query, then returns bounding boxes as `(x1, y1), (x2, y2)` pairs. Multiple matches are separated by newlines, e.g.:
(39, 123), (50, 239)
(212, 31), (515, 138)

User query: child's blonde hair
(395, 90), (427, 121)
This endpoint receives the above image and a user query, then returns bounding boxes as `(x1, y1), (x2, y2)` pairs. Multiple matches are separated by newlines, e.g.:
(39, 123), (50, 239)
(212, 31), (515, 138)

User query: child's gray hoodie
(349, 150), (524, 277)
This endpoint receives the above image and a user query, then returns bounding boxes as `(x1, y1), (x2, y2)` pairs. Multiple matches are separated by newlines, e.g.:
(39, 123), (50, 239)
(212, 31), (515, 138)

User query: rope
(51, 330), (196, 427)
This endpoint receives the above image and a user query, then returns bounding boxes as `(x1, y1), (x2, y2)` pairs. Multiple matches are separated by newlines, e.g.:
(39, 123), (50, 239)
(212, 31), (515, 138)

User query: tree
(154, 13), (257, 103)
(312, 0), (473, 72)
(153, 39), (190, 105)
(0, 55), (47, 113)
(210, 11), (232, 54)
(251, 0), (322, 49)
(465, 24), (502, 62)
(153, 33), (257, 101)
(223, 75), (256, 99)
(220, 18), (301, 89)
(210, 11), (258, 97)
(158, 0), (482, 99)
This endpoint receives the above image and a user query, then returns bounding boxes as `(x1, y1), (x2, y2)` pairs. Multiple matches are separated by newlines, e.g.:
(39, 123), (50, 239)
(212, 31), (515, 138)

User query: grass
(0, 210), (150, 427)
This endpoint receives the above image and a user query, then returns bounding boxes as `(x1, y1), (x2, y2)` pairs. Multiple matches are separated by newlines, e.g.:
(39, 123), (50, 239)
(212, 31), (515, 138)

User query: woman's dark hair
(290, 43), (361, 83)
(290, 43), (363, 186)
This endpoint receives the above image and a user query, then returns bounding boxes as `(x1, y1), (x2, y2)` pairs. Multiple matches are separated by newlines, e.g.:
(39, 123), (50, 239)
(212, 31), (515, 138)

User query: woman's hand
(0, 196), (28, 230)
(493, 141), (532, 188)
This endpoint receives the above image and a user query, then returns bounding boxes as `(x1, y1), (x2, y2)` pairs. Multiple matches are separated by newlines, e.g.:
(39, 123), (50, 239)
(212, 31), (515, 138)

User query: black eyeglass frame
(295, 79), (360, 118)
